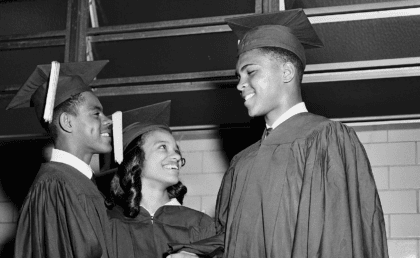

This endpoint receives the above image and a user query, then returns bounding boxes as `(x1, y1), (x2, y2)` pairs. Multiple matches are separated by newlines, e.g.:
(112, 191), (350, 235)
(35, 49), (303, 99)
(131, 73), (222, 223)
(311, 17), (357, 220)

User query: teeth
(101, 133), (109, 137)
(244, 93), (255, 101)
(164, 164), (179, 170)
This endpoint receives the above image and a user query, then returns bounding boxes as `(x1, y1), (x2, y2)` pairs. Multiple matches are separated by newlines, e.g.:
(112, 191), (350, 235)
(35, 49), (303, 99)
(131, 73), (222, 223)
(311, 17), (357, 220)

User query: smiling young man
(7, 61), (115, 258)
(168, 9), (389, 258)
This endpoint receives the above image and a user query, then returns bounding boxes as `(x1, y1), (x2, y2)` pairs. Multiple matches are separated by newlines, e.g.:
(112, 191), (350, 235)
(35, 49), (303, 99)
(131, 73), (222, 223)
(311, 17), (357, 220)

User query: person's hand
(166, 251), (199, 258)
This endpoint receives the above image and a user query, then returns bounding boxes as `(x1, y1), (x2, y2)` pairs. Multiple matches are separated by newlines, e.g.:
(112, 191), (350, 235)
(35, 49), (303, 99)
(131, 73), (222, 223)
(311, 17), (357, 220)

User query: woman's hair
(105, 127), (187, 218)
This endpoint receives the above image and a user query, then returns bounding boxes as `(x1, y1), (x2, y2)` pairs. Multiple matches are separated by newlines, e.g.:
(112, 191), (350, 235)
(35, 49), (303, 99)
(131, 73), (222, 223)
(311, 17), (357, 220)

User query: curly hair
(106, 128), (187, 218)
(258, 46), (305, 82)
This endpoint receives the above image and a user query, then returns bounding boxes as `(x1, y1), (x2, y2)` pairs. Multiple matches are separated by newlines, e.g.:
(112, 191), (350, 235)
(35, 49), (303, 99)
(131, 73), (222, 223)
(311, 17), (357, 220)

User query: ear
(282, 62), (296, 83)
(59, 112), (73, 133)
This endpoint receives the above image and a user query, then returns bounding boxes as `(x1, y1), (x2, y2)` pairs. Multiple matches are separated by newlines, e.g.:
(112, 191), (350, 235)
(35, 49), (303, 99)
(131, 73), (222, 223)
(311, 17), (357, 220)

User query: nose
(103, 115), (113, 127)
(236, 78), (247, 91)
(171, 151), (185, 167)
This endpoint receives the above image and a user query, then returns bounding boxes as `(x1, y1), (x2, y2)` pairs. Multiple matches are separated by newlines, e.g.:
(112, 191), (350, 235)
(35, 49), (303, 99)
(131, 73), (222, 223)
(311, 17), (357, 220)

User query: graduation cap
(96, 100), (174, 196)
(225, 9), (323, 67)
(111, 100), (171, 165)
(6, 60), (109, 124)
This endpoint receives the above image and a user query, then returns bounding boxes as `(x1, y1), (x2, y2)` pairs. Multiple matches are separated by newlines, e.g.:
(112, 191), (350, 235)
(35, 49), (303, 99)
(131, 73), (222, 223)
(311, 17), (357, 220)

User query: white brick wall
(353, 123), (420, 258)
(364, 142), (416, 166)
(174, 131), (227, 218)
(372, 166), (389, 190)
(2, 123), (420, 257)
(388, 240), (419, 258)
(379, 191), (417, 214)
(390, 166), (420, 189)
(391, 214), (420, 238)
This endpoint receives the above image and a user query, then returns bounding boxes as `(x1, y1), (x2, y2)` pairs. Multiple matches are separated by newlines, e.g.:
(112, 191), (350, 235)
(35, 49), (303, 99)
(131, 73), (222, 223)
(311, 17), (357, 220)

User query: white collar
(267, 102), (308, 130)
(50, 148), (94, 179)
(142, 198), (181, 216)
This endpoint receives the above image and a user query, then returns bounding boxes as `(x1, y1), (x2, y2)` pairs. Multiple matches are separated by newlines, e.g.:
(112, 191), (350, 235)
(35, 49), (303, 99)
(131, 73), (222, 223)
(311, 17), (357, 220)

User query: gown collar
(266, 102), (308, 130)
(50, 148), (94, 179)
(141, 198), (181, 216)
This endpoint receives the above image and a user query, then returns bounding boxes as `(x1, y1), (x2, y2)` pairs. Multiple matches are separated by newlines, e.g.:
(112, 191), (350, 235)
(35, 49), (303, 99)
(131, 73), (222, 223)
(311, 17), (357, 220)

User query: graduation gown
(171, 112), (388, 257)
(108, 205), (216, 258)
(14, 162), (113, 258)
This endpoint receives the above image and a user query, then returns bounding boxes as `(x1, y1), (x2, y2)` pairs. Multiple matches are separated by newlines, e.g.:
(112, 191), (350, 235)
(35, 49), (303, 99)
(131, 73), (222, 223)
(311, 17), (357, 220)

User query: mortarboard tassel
(43, 61), (60, 123)
(112, 111), (123, 164)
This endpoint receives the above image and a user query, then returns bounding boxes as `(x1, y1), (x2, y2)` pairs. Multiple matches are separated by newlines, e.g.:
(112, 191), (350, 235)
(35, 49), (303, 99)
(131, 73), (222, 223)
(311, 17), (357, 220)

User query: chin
(168, 177), (179, 185)
(97, 145), (113, 154)
(245, 104), (259, 117)
(247, 109), (260, 118)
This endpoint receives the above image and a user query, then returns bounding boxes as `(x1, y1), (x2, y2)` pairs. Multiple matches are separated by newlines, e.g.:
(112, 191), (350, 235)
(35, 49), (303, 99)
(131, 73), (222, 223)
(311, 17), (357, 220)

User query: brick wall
(1, 123), (420, 257)
(355, 123), (420, 258)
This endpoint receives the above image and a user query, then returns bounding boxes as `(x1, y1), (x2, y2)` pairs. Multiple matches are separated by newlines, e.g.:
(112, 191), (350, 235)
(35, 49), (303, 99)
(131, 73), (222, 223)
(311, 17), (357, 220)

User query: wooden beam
(0, 39), (64, 50)
(89, 0), (99, 28)
(2, 57), (419, 93)
(304, 0), (420, 16)
(86, 1), (420, 43)
(87, 15), (238, 36)
(91, 70), (235, 87)
(263, 0), (279, 13)
(65, 0), (89, 62)
(0, 31), (65, 42)
(89, 25), (229, 43)
(255, 0), (263, 13)
(92, 79), (236, 97)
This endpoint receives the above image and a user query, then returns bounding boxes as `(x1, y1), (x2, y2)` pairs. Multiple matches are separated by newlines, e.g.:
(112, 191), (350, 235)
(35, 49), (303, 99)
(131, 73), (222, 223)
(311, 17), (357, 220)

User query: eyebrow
(89, 105), (103, 112)
(236, 63), (254, 77)
(156, 140), (181, 154)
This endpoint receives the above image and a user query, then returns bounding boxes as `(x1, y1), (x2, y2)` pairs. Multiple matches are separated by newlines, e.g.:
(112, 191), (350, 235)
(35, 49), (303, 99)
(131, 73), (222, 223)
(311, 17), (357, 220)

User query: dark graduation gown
(171, 112), (388, 258)
(108, 204), (216, 258)
(14, 162), (113, 258)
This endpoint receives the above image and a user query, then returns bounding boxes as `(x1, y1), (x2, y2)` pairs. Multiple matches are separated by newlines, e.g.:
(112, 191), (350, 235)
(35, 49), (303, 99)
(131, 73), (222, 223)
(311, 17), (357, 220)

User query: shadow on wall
(0, 137), (53, 257)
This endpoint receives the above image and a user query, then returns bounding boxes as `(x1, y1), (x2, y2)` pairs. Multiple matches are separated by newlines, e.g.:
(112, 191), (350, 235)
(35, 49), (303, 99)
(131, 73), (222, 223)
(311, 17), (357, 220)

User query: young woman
(105, 107), (216, 258)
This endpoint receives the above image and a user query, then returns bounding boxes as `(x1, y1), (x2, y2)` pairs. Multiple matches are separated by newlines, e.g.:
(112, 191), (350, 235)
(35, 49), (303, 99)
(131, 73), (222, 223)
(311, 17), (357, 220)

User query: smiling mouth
(244, 93), (255, 101)
(101, 133), (110, 137)
(163, 164), (179, 170)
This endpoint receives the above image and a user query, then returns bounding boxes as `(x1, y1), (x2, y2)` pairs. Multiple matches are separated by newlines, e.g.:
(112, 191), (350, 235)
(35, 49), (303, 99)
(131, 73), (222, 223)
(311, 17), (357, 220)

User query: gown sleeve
(166, 157), (240, 257)
(14, 178), (103, 258)
(292, 123), (388, 258)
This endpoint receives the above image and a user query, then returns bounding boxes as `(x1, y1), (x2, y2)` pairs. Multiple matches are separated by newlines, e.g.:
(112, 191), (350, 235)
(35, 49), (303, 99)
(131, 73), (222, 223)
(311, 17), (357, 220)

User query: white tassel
(112, 111), (123, 164)
(43, 61), (60, 123)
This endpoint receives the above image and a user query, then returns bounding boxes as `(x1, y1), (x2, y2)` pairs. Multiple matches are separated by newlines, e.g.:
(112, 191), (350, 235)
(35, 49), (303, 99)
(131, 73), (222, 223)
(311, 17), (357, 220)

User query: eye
(158, 144), (167, 150)
(247, 70), (255, 75)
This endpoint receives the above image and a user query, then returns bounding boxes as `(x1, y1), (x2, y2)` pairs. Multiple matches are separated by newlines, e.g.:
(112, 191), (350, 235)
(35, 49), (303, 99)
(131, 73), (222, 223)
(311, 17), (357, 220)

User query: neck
(54, 139), (92, 165)
(265, 90), (302, 126)
(140, 184), (170, 215)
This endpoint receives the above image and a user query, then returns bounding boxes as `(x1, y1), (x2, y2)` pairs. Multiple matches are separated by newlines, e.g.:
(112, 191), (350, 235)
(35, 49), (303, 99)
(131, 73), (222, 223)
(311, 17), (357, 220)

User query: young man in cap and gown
(7, 61), (115, 258)
(168, 9), (388, 258)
